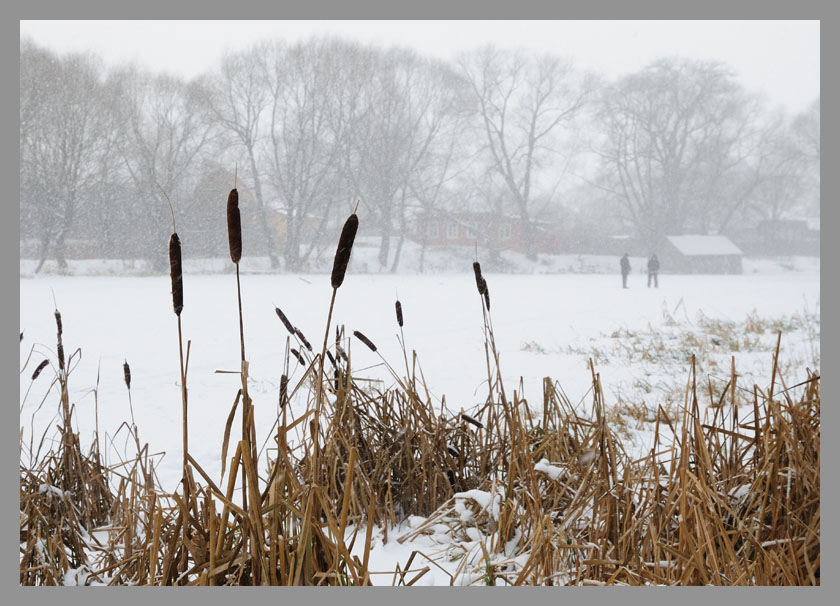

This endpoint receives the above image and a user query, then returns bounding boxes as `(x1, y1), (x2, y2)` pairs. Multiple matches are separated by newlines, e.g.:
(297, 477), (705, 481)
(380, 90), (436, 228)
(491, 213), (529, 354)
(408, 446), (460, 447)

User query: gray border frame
(9, 2), (827, 603)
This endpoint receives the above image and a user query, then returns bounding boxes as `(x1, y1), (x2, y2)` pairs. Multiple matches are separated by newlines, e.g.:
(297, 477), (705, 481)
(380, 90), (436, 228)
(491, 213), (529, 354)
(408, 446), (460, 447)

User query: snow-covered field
(20, 256), (819, 489)
(18, 255), (820, 585)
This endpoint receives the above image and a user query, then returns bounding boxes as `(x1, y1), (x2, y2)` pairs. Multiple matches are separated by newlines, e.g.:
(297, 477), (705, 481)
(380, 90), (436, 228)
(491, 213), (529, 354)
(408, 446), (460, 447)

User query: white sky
(20, 20), (819, 113)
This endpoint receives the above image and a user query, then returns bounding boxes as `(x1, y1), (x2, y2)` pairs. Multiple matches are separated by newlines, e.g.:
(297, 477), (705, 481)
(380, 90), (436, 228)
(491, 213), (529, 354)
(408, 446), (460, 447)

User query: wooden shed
(662, 235), (743, 274)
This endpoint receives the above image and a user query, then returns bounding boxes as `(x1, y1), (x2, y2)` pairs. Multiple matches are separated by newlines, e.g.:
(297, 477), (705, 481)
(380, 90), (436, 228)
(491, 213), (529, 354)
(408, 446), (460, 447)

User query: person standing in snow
(620, 252), (631, 288)
(647, 254), (660, 288)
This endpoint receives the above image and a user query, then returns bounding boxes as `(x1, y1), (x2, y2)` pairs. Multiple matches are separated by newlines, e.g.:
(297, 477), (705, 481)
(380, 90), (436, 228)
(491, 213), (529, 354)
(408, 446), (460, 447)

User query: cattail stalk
(227, 184), (254, 526)
(313, 206), (359, 477)
(161, 182), (191, 581)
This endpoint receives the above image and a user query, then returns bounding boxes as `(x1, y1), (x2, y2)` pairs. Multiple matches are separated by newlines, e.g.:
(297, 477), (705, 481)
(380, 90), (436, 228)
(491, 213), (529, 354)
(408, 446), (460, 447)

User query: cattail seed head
(290, 348), (306, 365)
(353, 330), (377, 353)
(279, 374), (288, 409)
(274, 307), (295, 334)
(123, 360), (131, 390)
(483, 282), (490, 311)
(57, 343), (65, 371)
(395, 300), (404, 327)
(31, 359), (49, 380)
(331, 213), (358, 289)
(326, 349), (337, 368)
(472, 262), (486, 296)
(227, 188), (242, 264)
(55, 310), (63, 336)
(169, 232), (183, 316)
(20, 331), (23, 343)
(294, 327), (312, 352)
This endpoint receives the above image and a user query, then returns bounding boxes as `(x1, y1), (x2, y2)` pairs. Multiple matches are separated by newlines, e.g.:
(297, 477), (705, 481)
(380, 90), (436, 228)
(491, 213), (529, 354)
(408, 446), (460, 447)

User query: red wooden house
(414, 211), (561, 254)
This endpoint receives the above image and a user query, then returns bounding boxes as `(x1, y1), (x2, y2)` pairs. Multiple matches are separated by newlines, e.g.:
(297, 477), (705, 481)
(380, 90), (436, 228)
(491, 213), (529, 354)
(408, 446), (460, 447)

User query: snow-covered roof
(666, 235), (742, 256)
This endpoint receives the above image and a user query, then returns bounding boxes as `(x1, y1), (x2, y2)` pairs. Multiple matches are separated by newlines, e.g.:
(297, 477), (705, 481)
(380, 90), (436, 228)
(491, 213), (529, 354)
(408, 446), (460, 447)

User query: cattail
(19, 331), (23, 343)
(353, 330), (377, 353)
(31, 359), (49, 380)
(227, 188), (242, 264)
(169, 232), (183, 316)
(483, 282), (490, 311)
(461, 413), (484, 429)
(55, 310), (63, 336)
(326, 349), (337, 368)
(294, 327), (312, 352)
(274, 307), (295, 334)
(331, 213), (359, 289)
(336, 344), (348, 363)
(290, 348), (306, 365)
(395, 300), (404, 327)
(57, 343), (65, 371)
(472, 262), (486, 296)
(279, 374), (288, 409)
(123, 360), (131, 390)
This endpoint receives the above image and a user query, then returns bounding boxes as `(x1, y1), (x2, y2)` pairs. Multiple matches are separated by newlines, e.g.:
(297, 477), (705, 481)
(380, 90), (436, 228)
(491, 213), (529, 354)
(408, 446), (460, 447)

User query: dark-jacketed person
(620, 253), (631, 289)
(647, 254), (660, 288)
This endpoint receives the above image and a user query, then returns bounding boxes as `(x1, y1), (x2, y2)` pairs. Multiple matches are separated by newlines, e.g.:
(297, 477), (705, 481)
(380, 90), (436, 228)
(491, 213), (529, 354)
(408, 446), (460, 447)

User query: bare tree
(259, 38), (364, 271)
(348, 49), (467, 270)
(115, 68), (215, 268)
(458, 46), (593, 260)
(196, 46), (280, 268)
(21, 45), (112, 272)
(594, 57), (758, 244)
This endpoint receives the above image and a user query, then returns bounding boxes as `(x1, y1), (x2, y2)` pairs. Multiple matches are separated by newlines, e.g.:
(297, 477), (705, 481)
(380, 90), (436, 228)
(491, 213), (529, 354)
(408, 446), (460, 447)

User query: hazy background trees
(19, 37), (820, 272)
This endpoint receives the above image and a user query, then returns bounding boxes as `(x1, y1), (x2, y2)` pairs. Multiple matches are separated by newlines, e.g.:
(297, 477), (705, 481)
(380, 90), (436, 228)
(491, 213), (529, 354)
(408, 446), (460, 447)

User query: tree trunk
(520, 215), (537, 261)
(34, 231), (50, 274)
(389, 188), (408, 273)
(378, 199), (392, 268)
(54, 191), (77, 271)
(247, 150), (280, 269)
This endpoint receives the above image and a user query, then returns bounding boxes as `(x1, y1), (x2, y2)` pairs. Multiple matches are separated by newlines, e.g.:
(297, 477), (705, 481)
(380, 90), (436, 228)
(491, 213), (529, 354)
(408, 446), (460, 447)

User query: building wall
(414, 214), (560, 254)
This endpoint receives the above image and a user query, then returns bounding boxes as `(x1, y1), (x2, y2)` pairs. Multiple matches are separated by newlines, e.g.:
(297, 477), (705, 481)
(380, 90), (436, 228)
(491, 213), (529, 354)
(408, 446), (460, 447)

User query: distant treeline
(20, 37), (819, 272)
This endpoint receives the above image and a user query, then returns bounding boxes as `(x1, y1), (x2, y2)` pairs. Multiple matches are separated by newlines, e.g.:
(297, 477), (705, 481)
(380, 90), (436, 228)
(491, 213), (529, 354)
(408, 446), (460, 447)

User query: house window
(500, 223), (512, 240)
(427, 222), (439, 239)
(447, 222), (459, 239)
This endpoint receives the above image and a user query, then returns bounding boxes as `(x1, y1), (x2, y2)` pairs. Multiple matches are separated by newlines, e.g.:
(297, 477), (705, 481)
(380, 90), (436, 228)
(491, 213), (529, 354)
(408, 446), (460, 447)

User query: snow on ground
(19, 251), (819, 585)
(20, 256), (819, 492)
